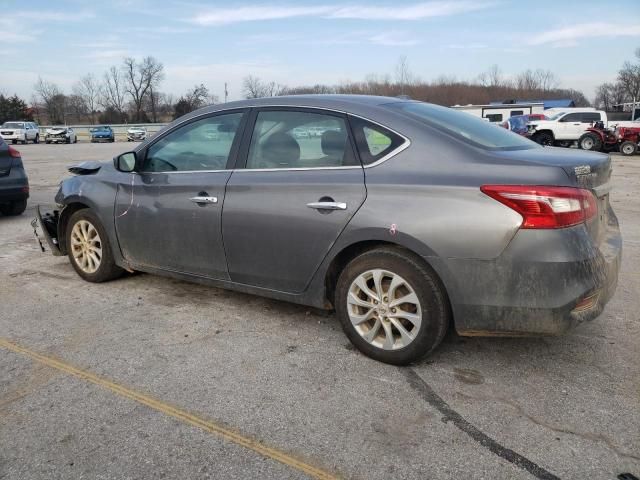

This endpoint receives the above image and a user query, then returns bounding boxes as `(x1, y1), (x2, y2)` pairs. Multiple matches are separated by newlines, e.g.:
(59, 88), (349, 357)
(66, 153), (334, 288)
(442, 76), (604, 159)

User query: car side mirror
(115, 152), (137, 172)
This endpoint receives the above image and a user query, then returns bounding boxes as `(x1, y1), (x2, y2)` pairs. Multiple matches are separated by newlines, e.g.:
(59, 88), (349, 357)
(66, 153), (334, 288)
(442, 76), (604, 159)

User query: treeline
(25, 56), (217, 126)
(4, 50), (640, 126)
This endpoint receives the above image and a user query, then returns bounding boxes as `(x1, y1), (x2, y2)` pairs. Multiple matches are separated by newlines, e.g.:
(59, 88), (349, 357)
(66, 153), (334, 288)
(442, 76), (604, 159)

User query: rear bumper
(32, 205), (63, 255)
(445, 221), (622, 336)
(0, 169), (29, 203)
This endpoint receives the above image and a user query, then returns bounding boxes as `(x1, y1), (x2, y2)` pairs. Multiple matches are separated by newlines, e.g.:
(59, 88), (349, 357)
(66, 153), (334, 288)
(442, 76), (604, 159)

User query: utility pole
(224, 82), (228, 103)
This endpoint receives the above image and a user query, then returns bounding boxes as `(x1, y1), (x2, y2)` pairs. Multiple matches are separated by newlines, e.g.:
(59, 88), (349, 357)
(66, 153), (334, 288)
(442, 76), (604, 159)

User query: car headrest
(263, 132), (300, 167)
(321, 130), (346, 158)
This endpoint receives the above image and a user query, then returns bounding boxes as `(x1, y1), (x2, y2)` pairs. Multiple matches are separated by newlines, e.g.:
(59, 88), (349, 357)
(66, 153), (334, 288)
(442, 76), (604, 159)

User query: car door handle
(190, 196), (218, 204)
(306, 201), (347, 210)
(573, 123), (581, 125)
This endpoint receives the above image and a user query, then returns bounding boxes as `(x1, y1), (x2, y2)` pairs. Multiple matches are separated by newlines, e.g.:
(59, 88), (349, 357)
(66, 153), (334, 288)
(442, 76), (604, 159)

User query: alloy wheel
(347, 269), (422, 350)
(70, 220), (102, 273)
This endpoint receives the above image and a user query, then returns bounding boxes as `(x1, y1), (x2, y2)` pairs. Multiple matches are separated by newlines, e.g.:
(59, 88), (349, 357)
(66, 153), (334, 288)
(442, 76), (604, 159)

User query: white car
(45, 127), (77, 144)
(526, 110), (605, 146)
(0, 121), (40, 144)
(127, 126), (147, 142)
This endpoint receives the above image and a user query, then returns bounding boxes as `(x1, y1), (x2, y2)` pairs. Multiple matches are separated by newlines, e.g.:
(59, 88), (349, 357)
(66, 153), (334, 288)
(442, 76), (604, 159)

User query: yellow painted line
(0, 337), (338, 480)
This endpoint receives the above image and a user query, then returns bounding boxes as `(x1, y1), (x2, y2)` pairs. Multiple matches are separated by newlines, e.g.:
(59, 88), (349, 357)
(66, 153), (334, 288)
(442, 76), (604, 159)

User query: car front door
(114, 110), (247, 279)
(222, 107), (366, 293)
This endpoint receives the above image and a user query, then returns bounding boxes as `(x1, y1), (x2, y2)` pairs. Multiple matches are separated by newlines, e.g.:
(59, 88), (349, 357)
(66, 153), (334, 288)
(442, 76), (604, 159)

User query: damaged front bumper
(32, 205), (63, 256)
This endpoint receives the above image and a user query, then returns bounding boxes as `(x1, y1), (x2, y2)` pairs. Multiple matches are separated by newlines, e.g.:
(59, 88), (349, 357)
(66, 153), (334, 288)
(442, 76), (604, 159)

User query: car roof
(180, 94), (409, 122)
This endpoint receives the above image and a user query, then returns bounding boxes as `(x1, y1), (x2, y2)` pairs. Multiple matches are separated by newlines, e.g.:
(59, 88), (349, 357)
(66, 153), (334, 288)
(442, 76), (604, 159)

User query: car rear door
(114, 110), (248, 279)
(222, 107), (366, 293)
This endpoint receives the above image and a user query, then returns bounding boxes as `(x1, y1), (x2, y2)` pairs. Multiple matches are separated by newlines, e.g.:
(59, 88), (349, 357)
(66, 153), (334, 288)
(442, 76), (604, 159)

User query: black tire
(0, 199), (27, 216)
(66, 137), (71, 144)
(533, 131), (554, 146)
(34, 134), (39, 144)
(578, 133), (602, 152)
(66, 209), (124, 283)
(73, 136), (77, 144)
(45, 140), (51, 144)
(335, 247), (450, 365)
(11, 140), (16, 145)
(620, 141), (637, 156)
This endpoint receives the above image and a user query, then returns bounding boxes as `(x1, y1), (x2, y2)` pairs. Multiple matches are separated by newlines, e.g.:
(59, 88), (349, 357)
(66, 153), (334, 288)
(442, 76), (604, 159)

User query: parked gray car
(34, 95), (621, 364)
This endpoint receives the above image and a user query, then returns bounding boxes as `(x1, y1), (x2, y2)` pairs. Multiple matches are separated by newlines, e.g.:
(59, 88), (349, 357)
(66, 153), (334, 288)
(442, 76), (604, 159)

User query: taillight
(8, 146), (20, 158)
(481, 185), (597, 229)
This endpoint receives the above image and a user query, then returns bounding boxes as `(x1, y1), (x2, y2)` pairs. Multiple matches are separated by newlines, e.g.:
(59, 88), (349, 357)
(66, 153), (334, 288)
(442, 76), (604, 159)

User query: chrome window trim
(142, 104), (411, 174)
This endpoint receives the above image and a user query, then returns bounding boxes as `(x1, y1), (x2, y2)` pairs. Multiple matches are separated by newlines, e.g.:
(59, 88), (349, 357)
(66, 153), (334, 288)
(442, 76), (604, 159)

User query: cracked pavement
(1, 143), (639, 479)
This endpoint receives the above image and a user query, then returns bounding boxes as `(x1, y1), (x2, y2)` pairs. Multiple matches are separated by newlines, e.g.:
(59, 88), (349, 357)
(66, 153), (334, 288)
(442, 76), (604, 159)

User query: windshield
(95, 126), (110, 131)
(2, 122), (24, 129)
(387, 102), (538, 151)
(547, 112), (566, 121)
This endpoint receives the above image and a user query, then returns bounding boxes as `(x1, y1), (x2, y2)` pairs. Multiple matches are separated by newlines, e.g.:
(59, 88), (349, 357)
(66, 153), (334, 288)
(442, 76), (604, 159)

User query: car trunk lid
(494, 147), (612, 244)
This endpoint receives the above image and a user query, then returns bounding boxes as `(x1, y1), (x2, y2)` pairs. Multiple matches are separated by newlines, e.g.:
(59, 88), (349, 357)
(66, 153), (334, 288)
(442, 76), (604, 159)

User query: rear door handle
(306, 201), (347, 210)
(190, 196), (218, 204)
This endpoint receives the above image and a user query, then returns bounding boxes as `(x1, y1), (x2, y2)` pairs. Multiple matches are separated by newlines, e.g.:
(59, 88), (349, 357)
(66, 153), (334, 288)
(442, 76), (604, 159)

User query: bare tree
(594, 82), (614, 111)
(478, 64), (504, 88)
(122, 56), (164, 122)
(34, 77), (66, 124)
(100, 66), (127, 120)
(618, 49), (640, 117)
(72, 74), (100, 124)
(242, 75), (285, 99)
(395, 55), (413, 95)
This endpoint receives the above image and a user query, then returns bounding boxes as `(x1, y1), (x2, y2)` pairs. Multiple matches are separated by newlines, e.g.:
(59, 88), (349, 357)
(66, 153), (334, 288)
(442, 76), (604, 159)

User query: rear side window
(581, 112), (601, 123)
(349, 116), (405, 165)
(387, 102), (536, 151)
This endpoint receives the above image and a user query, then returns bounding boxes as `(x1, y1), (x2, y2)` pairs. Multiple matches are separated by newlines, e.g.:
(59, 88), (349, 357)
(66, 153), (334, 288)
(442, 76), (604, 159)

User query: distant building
(451, 102), (545, 123)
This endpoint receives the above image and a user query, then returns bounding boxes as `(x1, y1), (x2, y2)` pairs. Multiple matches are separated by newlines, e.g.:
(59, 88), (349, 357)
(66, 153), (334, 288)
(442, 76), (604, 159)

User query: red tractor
(578, 121), (640, 156)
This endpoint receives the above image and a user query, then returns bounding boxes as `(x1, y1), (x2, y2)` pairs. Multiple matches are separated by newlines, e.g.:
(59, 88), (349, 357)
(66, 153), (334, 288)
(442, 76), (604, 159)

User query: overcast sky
(1, 0), (639, 103)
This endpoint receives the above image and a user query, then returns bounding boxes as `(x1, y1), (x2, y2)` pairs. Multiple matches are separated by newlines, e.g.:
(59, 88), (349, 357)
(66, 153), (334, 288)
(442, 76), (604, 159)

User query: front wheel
(66, 209), (124, 282)
(620, 141), (637, 156)
(34, 134), (39, 144)
(533, 132), (554, 146)
(335, 247), (450, 365)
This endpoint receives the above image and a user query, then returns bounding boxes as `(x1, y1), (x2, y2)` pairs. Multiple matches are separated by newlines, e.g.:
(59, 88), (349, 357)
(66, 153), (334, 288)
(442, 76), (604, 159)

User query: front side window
(246, 110), (356, 169)
(387, 102), (537, 151)
(561, 113), (581, 122)
(142, 112), (243, 172)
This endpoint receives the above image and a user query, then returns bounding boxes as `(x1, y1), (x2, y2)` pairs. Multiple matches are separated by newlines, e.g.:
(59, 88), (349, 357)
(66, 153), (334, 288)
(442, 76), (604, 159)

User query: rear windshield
(386, 102), (539, 151)
(2, 122), (24, 129)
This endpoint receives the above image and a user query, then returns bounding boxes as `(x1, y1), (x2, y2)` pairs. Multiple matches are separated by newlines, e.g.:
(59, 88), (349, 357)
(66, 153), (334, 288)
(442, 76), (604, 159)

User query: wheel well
(534, 129), (554, 138)
(57, 202), (89, 255)
(324, 240), (448, 309)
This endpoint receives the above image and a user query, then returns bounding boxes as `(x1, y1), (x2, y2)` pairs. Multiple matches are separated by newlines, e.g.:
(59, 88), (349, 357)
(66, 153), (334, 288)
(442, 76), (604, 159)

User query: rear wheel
(0, 199), (27, 216)
(578, 133), (602, 151)
(533, 132), (554, 146)
(620, 141), (637, 156)
(66, 209), (124, 282)
(335, 247), (449, 365)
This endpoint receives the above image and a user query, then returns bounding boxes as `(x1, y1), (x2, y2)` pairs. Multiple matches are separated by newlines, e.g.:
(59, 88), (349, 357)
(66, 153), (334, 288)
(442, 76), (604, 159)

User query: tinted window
(485, 114), (503, 122)
(142, 112), (243, 172)
(388, 102), (537, 151)
(560, 113), (581, 122)
(2, 122), (24, 129)
(246, 110), (356, 169)
(581, 112), (601, 123)
(350, 116), (405, 165)
(510, 110), (524, 117)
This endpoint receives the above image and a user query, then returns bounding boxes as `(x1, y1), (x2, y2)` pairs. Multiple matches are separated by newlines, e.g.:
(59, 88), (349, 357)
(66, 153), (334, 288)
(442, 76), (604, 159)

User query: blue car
(90, 126), (115, 143)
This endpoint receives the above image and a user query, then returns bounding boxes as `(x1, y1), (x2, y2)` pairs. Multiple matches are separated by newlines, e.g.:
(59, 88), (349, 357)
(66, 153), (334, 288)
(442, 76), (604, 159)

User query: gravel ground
(0, 142), (638, 480)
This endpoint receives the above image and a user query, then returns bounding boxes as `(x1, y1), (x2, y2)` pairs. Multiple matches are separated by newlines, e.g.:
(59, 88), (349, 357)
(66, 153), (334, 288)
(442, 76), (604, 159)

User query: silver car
(34, 95), (621, 365)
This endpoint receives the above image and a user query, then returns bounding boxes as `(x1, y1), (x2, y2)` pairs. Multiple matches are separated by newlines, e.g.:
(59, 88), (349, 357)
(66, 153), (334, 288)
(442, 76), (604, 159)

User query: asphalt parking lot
(1, 142), (639, 480)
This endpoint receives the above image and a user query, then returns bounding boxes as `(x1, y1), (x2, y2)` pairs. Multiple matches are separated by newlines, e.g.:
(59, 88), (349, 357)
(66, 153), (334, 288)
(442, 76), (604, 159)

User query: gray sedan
(34, 95), (621, 365)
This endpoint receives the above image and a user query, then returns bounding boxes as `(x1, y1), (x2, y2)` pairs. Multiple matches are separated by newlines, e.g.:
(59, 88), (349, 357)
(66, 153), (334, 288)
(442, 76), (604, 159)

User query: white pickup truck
(526, 109), (639, 146)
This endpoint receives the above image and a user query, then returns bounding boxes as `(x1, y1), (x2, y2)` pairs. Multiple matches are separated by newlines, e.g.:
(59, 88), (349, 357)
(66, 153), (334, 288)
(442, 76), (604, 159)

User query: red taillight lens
(481, 185), (597, 229)
(8, 146), (20, 158)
